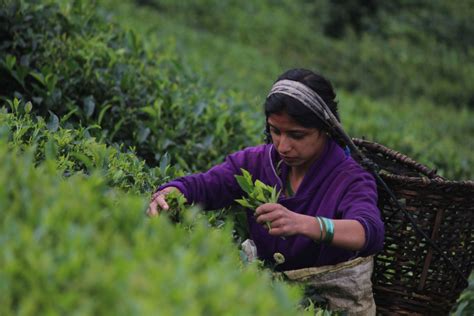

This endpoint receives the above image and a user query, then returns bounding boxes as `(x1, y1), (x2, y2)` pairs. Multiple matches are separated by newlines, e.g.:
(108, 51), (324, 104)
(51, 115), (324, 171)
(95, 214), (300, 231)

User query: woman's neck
(287, 167), (306, 194)
(290, 166), (307, 181)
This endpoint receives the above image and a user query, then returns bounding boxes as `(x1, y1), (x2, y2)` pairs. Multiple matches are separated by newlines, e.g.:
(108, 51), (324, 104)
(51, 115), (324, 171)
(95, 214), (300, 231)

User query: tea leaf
(235, 198), (253, 209)
(5, 54), (16, 71)
(47, 111), (59, 132)
(83, 96), (95, 118)
(234, 169), (281, 208)
(235, 175), (252, 196)
(24, 101), (32, 114)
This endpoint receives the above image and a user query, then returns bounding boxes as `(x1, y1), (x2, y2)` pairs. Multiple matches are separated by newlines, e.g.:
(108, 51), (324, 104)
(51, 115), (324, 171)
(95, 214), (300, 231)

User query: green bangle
(321, 217), (334, 244)
(315, 216), (324, 243)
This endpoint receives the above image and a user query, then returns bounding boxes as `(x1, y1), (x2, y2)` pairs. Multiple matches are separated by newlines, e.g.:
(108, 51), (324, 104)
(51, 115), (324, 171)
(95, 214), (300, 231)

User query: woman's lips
(281, 156), (298, 162)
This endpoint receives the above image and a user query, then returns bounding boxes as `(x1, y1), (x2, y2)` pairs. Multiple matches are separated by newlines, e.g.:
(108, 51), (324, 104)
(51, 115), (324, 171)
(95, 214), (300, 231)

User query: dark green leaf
(47, 111), (59, 132)
(137, 126), (150, 143)
(83, 96), (95, 118)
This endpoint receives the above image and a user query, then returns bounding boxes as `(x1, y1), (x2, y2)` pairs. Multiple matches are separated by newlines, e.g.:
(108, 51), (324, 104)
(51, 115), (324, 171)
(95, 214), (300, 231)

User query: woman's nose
(277, 135), (292, 153)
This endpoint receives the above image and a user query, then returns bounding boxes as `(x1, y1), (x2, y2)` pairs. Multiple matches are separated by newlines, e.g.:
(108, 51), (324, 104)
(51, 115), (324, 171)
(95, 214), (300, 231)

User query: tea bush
(0, 136), (309, 315)
(0, 0), (260, 172)
(129, 0), (474, 108)
(0, 98), (174, 194)
(1, 96), (252, 231)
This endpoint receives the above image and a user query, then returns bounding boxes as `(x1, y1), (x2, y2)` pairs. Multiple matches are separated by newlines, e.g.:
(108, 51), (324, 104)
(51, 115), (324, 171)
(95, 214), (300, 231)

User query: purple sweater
(159, 139), (384, 270)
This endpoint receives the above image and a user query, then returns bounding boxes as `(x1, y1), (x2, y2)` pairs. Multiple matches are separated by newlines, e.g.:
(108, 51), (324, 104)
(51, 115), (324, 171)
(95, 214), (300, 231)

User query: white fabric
(278, 256), (376, 315)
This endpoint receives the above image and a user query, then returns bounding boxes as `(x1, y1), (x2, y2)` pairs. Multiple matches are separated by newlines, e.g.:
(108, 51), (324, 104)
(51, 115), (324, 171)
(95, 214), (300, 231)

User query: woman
(147, 68), (384, 272)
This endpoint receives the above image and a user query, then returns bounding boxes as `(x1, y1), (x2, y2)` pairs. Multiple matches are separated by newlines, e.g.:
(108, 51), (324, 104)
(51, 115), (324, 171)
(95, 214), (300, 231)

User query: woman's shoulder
(338, 156), (377, 189)
(319, 141), (374, 184)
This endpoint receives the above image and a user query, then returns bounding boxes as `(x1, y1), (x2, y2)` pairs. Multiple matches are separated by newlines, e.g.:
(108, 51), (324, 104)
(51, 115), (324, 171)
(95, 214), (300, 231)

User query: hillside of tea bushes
(117, 0), (474, 109)
(1, 0), (473, 314)
(0, 0), (260, 172)
(100, 0), (474, 180)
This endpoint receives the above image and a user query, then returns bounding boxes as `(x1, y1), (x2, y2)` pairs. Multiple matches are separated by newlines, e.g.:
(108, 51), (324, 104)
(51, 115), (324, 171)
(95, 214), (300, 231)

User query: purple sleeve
(338, 170), (385, 256)
(156, 150), (250, 210)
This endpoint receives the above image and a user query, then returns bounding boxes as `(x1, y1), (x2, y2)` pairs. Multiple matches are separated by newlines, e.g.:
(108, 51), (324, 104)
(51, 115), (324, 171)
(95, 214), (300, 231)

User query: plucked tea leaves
(234, 168), (281, 230)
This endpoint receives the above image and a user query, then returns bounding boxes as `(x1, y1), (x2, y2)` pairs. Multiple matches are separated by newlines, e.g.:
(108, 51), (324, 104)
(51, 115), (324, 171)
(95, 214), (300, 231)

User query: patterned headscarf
(267, 79), (339, 130)
(267, 79), (352, 152)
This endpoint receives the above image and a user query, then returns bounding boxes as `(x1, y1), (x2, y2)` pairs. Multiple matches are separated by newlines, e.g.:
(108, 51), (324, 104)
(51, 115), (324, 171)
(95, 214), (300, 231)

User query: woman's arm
(255, 203), (366, 251)
(150, 145), (268, 211)
(300, 217), (366, 251)
(255, 168), (384, 254)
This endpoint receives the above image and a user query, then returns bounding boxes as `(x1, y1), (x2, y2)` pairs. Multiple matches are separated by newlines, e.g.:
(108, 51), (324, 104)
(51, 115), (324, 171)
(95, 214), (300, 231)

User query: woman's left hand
(255, 203), (306, 237)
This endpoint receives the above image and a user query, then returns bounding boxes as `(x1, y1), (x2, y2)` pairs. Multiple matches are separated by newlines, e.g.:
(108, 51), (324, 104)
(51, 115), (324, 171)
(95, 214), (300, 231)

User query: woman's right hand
(146, 186), (180, 217)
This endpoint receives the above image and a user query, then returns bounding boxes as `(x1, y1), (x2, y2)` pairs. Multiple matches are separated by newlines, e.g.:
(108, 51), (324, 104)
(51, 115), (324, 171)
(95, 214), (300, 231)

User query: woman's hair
(264, 69), (340, 139)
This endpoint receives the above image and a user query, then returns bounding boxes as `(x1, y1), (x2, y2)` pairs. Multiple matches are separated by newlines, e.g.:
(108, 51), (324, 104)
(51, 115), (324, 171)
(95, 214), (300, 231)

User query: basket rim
(352, 138), (474, 188)
(380, 172), (474, 189)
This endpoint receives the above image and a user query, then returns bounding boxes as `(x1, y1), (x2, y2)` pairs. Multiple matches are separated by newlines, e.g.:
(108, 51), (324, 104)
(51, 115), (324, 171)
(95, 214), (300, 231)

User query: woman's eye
(270, 128), (280, 135)
(290, 133), (305, 140)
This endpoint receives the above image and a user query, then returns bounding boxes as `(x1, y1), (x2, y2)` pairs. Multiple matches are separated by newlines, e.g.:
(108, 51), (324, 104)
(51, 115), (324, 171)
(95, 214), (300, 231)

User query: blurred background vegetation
(98, 0), (474, 180)
(1, 0), (473, 314)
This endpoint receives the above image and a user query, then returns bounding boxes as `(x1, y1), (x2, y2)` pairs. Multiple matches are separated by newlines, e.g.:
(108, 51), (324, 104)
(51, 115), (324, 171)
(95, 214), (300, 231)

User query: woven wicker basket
(352, 138), (474, 315)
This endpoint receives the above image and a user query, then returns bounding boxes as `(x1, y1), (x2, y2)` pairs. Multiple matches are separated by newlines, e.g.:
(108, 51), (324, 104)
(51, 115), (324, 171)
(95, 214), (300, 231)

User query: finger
(151, 192), (161, 200)
(146, 207), (157, 217)
(155, 195), (169, 211)
(268, 227), (279, 236)
(269, 224), (293, 237)
(151, 187), (172, 200)
(269, 218), (286, 228)
(146, 200), (159, 217)
(256, 211), (281, 225)
(255, 203), (280, 216)
(268, 227), (285, 236)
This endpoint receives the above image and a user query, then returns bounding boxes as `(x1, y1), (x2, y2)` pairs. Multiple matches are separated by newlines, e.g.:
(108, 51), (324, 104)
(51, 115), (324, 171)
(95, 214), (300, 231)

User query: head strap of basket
(268, 79), (469, 286)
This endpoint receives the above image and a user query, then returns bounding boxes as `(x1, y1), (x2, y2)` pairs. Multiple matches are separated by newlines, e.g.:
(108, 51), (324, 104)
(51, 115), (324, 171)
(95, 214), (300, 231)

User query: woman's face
(267, 112), (326, 173)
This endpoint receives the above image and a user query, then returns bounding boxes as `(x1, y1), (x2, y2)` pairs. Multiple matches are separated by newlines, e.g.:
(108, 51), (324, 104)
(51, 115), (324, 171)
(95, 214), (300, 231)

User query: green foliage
(340, 92), (474, 180)
(2, 0), (473, 313)
(163, 190), (187, 223)
(128, 0), (474, 108)
(0, 0), (259, 172)
(234, 168), (280, 230)
(0, 136), (309, 315)
(0, 98), (176, 194)
(452, 271), (474, 315)
(234, 168), (280, 210)
(101, 0), (474, 180)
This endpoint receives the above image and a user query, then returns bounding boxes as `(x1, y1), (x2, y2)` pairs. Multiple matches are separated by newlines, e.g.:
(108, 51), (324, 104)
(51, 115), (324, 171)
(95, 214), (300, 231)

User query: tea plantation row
(0, 121), (306, 314)
(0, 0), (260, 172)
